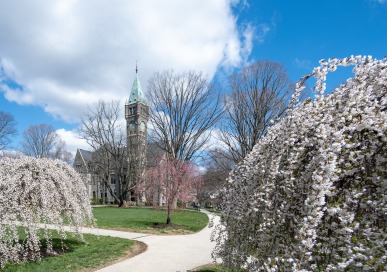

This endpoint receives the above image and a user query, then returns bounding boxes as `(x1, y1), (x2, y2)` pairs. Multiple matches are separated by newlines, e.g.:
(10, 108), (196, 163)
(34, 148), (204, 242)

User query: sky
(0, 0), (386, 157)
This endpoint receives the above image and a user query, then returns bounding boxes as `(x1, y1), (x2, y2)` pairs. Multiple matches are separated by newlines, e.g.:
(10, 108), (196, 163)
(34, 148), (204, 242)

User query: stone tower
(125, 66), (149, 200)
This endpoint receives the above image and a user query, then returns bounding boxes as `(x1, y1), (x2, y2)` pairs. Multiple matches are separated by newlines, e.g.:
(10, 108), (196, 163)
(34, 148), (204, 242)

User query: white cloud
(241, 24), (254, 60)
(56, 128), (89, 157)
(255, 24), (271, 43)
(0, 0), (250, 122)
(205, 128), (231, 152)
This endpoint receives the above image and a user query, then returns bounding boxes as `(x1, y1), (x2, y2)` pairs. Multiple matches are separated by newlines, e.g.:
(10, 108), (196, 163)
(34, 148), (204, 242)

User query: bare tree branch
(0, 111), (17, 150)
(20, 123), (71, 162)
(77, 100), (140, 207)
(147, 70), (224, 162)
(218, 61), (294, 164)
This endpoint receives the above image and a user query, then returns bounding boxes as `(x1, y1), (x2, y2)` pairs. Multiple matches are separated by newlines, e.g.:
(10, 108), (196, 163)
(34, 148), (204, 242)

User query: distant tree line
(0, 111), (72, 163)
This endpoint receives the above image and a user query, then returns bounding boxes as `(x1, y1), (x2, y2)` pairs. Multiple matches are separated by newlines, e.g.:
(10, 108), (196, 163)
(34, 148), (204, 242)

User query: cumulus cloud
(0, 0), (251, 122)
(56, 128), (89, 157)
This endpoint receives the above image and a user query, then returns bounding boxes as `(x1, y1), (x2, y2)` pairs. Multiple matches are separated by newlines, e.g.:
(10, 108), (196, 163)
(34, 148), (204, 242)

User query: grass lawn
(2, 206), (207, 271)
(93, 206), (209, 234)
(3, 232), (135, 272)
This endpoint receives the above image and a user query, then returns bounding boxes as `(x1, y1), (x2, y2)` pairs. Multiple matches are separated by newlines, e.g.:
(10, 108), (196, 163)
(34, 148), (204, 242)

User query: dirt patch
(79, 241), (147, 272)
(152, 223), (186, 229)
(99, 226), (195, 235)
(16, 245), (69, 261)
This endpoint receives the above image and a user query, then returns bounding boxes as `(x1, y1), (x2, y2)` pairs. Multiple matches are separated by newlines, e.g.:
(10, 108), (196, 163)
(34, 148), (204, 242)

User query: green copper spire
(128, 65), (146, 105)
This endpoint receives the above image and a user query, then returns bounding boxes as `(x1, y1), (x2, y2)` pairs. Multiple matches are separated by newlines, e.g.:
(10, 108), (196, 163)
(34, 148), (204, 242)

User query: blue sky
(0, 0), (386, 155)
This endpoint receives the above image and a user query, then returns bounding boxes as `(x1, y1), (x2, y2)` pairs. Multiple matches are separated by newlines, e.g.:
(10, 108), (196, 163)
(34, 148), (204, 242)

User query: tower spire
(127, 62), (146, 105)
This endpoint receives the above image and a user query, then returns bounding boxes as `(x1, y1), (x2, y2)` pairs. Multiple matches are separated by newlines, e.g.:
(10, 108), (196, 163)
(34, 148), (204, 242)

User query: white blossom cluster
(0, 157), (94, 268)
(212, 56), (387, 271)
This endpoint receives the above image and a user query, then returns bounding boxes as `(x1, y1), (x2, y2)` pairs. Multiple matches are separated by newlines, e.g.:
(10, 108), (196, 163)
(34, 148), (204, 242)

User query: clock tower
(125, 66), (149, 199)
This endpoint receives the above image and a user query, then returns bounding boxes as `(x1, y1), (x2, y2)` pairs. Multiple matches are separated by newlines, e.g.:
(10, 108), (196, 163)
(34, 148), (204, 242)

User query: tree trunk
(166, 204), (171, 224)
(105, 182), (121, 206)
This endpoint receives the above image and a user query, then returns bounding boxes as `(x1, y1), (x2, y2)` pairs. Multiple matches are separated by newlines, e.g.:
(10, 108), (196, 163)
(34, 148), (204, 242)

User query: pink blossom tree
(212, 56), (387, 271)
(0, 157), (94, 268)
(143, 156), (202, 224)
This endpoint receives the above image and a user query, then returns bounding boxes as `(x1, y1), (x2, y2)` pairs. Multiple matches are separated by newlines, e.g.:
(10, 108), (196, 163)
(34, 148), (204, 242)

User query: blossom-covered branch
(213, 56), (387, 271)
(0, 157), (94, 268)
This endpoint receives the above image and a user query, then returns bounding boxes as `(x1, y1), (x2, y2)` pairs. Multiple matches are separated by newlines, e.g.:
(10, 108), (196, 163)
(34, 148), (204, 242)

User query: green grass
(92, 206), (209, 233)
(3, 232), (134, 272)
(2, 207), (208, 271)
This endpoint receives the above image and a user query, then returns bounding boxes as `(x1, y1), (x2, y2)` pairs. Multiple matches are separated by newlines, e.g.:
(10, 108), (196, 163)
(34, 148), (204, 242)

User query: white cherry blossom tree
(212, 56), (387, 271)
(0, 157), (94, 268)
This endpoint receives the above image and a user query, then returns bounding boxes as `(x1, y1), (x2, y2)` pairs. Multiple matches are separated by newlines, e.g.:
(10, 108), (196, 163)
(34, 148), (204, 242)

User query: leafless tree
(20, 123), (72, 163)
(197, 149), (233, 208)
(0, 111), (17, 150)
(77, 100), (141, 207)
(147, 70), (223, 162)
(52, 139), (73, 163)
(218, 60), (293, 164)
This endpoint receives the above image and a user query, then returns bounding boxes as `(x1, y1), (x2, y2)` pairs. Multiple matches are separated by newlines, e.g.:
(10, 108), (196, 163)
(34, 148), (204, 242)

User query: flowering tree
(0, 157), (94, 268)
(212, 56), (387, 271)
(143, 156), (202, 224)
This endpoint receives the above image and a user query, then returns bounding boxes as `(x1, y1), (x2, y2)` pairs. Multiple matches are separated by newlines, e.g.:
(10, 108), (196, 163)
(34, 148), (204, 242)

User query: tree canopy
(142, 156), (202, 224)
(147, 70), (223, 162)
(218, 60), (293, 164)
(20, 123), (72, 163)
(0, 157), (94, 268)
(213, 56), (387, 271)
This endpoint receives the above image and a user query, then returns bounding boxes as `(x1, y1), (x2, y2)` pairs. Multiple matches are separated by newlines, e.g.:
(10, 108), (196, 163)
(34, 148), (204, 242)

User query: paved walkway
(78, 210), (219, 272)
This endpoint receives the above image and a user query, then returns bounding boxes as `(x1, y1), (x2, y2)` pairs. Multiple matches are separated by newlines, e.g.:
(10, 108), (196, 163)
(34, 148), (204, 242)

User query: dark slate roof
(79, 149), (92, 162)
(146, 142), (166, 167)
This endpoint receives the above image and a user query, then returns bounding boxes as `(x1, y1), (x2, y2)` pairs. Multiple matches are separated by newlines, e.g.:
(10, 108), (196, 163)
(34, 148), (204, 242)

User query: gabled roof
(127, 73), (147, 105)
(146, 142), (167, 167)
(79, 149), (92, 162)
(73, 148), (93, 172)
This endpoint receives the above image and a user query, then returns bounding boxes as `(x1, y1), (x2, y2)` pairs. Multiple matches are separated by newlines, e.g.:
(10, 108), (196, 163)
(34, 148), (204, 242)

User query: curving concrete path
(78, 210), (220, 272)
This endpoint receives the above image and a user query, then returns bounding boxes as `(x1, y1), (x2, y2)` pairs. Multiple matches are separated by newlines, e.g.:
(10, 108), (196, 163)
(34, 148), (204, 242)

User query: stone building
(125, 66), (149, 198)
(73, 68), (149, 204)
